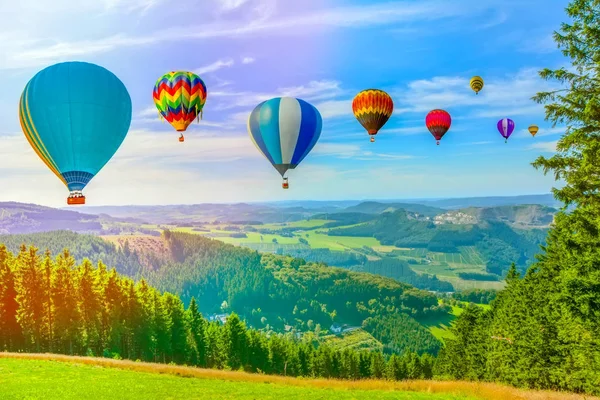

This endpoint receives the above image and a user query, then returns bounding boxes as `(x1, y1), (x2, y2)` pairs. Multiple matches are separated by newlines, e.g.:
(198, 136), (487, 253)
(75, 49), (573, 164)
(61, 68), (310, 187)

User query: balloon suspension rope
(505, 139), (507, 143)
(437, 140), (440, 145)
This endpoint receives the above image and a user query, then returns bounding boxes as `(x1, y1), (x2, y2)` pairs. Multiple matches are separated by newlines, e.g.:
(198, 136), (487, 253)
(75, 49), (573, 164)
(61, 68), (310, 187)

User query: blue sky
(0, 0), (570, 206)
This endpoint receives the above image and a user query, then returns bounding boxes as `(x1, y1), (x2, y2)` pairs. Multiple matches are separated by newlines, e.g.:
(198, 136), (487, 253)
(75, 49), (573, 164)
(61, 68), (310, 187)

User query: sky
(0, 0), (572, 206)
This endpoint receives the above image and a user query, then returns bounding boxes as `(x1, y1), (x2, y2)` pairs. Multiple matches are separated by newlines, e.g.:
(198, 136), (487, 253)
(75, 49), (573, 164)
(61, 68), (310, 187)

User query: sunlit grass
(0, 354), (594, 400)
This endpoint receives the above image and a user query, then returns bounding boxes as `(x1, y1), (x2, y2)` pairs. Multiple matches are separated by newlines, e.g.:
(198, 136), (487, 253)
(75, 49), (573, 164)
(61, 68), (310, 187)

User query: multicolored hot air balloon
(528, 124), (539, 137)
(497, 118), (515, 143)
(153, 71), (207, 142)
(425, 109), (452, 145)
(352, 89), (393, 142)
(19, 61), (132, 205)
(470, 76), (484, 95)
(248, 97), (322, 189)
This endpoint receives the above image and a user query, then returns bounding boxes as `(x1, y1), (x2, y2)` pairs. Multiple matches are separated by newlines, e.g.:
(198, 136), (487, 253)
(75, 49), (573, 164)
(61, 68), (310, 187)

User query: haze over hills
(0, 196), (555, 294)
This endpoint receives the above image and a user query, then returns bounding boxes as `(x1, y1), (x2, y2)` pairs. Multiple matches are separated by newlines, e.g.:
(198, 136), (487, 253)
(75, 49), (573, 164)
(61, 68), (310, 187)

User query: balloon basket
(179, 136), (185, 143)
(282, 178), (289, 189)
(67, 196), (85, 205)
(370, 137), (375, 143)
(436, 141), (440, 145)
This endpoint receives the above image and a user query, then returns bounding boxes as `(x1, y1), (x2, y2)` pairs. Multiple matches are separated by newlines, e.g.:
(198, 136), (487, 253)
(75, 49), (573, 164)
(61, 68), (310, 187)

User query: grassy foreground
(0, 354), (594, 400)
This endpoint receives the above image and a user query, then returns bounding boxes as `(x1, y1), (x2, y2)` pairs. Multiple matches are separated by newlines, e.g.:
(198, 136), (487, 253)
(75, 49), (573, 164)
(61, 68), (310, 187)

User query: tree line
(0, 244), (435, 380)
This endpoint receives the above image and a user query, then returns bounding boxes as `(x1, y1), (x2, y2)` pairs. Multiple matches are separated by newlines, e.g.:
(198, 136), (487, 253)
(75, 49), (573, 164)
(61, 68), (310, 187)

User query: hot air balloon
(153, 71), (207, 142)
(19, 62), (132, 205)
(352, 89), (393, 142)
(248, 97), (322, 189)
(497, 118), (515, 143)
(425, 109), (452, 145)
(470, 76), (484, 95)
(528, 124), (539, 137)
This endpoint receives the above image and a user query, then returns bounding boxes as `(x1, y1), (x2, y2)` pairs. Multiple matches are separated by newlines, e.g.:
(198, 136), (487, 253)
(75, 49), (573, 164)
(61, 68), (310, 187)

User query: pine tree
(78, 259), (101, 355)
(0, 245), (20, 350)
(15, 246), (45, 351)
(52, 250), (82, 355)
(224, 313), (247, 370)
(186, 297), (206, 367)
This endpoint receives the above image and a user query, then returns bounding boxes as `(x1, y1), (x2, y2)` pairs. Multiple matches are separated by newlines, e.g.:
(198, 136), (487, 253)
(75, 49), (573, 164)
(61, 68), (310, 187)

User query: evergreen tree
(0, 245), (20, 350)
(224, 313), (247, 370)
(186, 297), (206, 366)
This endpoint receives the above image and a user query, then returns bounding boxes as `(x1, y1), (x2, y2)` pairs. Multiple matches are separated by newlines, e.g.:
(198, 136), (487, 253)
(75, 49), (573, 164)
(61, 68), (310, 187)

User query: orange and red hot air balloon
(426, 109), (451, 145)
(352, 89), (393, 142)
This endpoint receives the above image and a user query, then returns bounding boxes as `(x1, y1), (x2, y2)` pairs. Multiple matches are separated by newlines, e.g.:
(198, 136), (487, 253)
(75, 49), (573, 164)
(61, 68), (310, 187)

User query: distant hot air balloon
(153, 71), (207, 142)
(19, 62), (132, 205)
(528, 124), (539, 137)
(352, 89), (393, 142)
(470, 76), (484, 95)
(497, 118), (515, 143)
(248, 97), (322, 189)
(426, 109), (452, 145)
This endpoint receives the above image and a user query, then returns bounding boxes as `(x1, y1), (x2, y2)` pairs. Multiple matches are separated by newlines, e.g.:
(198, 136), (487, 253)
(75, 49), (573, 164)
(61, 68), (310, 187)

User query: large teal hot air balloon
(19, 62), (132, 205)
(247, 97), (322, 189)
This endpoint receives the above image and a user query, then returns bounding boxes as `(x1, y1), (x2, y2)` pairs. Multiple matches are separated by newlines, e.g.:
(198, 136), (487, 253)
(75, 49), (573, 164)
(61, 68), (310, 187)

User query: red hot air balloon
(426, 109), (452, 145)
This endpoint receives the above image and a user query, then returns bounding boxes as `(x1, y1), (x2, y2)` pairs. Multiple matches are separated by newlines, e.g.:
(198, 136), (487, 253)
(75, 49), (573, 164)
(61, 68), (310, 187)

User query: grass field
(0, 354), (593, 400)
(420, 301), (493, 342)
(322, 329), (383, 352)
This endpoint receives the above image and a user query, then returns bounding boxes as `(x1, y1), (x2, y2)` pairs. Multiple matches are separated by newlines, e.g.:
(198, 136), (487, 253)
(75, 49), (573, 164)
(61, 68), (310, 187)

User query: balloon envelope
(425, 109), (452, 144)
(528, 124), (539, 137)
(248, 97), (322, 177)
(497, 118), (515, 141)
(352, 89), (393, 140)
(470, 76), (484, 94)
(153, 71), (207, 133)
(19, 61), (132, 203)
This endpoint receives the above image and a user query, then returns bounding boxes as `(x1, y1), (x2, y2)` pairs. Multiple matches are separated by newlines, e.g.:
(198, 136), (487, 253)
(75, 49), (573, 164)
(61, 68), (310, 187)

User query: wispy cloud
(311, 142), (416, 161)
(195, 58), (235, 75)
(1, 0), (498, 69)
(241, 56), (255, 64)
(528, 140), (558, 152)
(212, 80), (344, 111)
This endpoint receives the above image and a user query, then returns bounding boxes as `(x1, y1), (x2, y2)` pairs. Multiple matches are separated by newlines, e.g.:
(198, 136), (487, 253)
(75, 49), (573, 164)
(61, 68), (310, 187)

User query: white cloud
(514, 126), (565, 139)
(528, 140), (558, 153)
(311, 142), (416, 161)
(195, 58), (235, 75)
(217, 0), (251, 11)
(241, 56), (255, 64)
(0, 0), (497, 69)
(212, 80), (344, 111)
(391, 68), (561, 119)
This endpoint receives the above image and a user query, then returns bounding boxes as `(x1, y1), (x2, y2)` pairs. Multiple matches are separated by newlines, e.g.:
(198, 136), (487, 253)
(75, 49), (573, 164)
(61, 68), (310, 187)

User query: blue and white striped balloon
(247, 97), (322, 178)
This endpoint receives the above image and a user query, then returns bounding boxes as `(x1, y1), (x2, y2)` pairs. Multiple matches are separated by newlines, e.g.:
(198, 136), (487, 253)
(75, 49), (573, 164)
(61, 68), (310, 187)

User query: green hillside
(0, 230), (447, 355)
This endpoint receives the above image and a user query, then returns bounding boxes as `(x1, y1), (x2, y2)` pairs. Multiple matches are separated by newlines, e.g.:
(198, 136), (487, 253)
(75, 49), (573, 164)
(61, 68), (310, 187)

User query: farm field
(0, 354), (591, 400)
(106, 220), (505, 291)
(321, 329), (383, 352)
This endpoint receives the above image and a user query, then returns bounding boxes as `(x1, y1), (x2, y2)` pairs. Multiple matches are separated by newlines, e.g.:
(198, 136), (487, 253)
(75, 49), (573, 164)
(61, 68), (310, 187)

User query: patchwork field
(103, 218), (506, 291)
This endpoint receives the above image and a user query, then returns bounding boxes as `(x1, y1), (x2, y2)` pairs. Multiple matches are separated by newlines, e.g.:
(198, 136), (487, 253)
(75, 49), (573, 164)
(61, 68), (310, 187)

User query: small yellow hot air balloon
(470, 76), (484, 95)
(528, 125), (539, 137)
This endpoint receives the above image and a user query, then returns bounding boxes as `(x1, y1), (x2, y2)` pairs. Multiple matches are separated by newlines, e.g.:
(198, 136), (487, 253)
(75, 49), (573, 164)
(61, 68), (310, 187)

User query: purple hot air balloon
(497, 118), (515, 143)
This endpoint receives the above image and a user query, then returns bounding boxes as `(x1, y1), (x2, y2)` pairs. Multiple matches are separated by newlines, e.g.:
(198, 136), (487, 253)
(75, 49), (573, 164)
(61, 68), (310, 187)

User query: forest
(0, 244), (435, 380)
(0, 230), (447, 355)
(433, 1), (600, 395)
